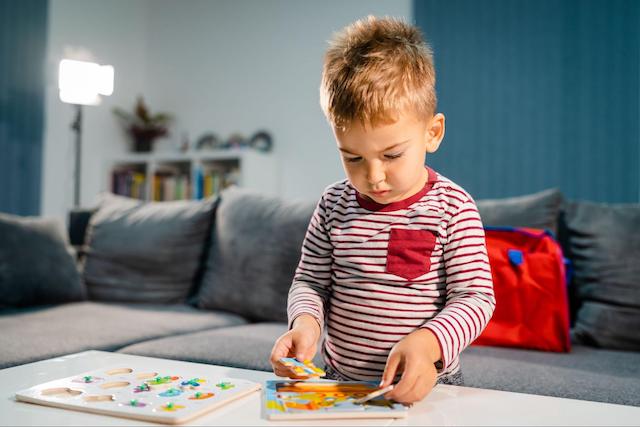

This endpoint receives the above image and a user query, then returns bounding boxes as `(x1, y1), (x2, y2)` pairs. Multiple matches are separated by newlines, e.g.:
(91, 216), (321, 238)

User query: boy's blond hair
(320, 16), (436, 130)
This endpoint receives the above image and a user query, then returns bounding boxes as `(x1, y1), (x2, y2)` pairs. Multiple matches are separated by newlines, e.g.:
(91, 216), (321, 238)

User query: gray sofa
(1, 187), (639, 407)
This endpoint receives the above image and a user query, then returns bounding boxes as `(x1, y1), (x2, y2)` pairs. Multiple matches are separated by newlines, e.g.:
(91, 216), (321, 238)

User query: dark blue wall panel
(0, 0), (48, 215)
(415, 0), (639, 202)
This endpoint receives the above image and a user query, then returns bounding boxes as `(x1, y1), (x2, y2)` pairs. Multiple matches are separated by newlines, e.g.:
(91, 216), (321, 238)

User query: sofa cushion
(118, 322), (323, 372)
(0, 213), (85, 308)
(562, 201), (640, 351)
(476, 188), (563, 235)
(461, 344), (640, 406)
(196, 188), (315, 321)
(0, 302), (246, 369)
(83, 193), (217, 304)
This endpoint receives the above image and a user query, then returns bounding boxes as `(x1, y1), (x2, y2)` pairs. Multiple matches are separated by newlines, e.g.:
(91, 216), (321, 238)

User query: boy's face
(334, 111), (445, 204)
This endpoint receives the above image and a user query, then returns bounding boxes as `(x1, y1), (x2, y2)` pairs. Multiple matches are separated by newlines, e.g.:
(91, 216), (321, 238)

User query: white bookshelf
(107, 149), (278, 201)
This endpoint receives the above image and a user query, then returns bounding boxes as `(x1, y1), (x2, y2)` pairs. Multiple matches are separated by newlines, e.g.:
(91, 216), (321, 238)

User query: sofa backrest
(66, 189), (640, 352)
(195, 187), (316, 322)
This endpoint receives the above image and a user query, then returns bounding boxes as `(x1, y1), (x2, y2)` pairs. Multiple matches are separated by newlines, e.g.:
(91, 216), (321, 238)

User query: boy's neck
(356, 167), (436, 212)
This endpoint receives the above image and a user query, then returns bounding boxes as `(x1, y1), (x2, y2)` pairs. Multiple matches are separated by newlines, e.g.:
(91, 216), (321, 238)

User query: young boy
(270, 16), (495, 404)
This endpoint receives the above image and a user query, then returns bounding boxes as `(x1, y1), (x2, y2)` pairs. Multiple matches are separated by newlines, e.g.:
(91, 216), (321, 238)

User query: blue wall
(415, 0), (639, 203)
(0, 0), (48, 215)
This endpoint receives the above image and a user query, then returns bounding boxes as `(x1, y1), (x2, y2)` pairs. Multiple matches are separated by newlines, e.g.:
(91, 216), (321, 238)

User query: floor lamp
(58, 59), (114, 207)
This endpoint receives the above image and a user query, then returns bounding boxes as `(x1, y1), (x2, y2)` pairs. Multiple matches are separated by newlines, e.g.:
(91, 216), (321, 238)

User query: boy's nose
(366, 162), (385, 185)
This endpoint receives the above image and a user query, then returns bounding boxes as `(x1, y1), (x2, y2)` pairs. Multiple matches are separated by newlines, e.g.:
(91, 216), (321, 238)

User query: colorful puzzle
(279, 357), (326, 377)
(15, 365), (261, 425)
(264, 380), (408, 420)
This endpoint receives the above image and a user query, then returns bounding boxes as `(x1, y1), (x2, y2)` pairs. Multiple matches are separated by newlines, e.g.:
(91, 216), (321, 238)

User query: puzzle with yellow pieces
(279, 358), (326, 378)
(264, 380), (408, 420)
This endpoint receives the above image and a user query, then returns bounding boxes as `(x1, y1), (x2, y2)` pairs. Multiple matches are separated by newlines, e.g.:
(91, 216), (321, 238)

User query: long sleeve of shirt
(287, 191), (334, 330)
(423, 200), (496, 372)
(286, 169), (495, 380)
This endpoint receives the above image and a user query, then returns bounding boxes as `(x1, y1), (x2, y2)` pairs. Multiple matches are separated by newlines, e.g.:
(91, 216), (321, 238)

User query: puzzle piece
(279, 358), (326, 377)
(72, 375), (103, 384)
(215, 381), (235, 390)
(180, 378), (205, 388)
(133, 384), (150, 393)
(146, 376), (179, 385)
(160, 402), (185, 412)
(126, 399), (147, 408)
(188, 392), (214, 400)
(159, 388), (183, 397)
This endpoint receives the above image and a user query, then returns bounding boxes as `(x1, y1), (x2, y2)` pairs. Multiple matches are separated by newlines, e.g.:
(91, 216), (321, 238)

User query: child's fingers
(270, 329), (318, 378)
(270, 335), (294, 368)
(380, 352), (401, 388)
(271, 347), (314, 379)
(295, 344), (316, 363)
(410, 374), (436, 402)
(386, 367), (419, 402)
(273, 366), (306, 379)
(271, 332), (294, 363)
(292, 331), (316, 361)
(273, 360), (317, 380)
(295, 351), (310, 362)
(271, 359), (293, 375)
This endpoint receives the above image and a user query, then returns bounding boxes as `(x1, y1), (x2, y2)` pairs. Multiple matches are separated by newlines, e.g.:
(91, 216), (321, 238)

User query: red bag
(473, 227), (571, 352)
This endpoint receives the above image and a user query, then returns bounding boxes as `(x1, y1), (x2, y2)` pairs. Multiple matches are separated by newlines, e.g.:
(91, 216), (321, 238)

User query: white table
(1, 351), (638, 426)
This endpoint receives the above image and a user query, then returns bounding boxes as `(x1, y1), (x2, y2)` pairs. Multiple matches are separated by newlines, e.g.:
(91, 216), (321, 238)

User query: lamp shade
(58, 59), (114, 105)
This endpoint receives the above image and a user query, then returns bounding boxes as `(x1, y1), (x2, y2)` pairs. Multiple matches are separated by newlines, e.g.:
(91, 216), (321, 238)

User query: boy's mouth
(371, 190), (390, 197)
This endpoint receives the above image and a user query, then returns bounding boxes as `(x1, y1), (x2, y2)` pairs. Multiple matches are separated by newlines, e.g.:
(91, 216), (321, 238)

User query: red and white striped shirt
(288, 168), (495, 380)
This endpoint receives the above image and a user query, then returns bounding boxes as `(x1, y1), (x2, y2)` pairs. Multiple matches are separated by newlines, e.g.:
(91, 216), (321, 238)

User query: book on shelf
(111, 161), (243, 202)
(194, 165), (240, 199)
(111, 169), (146, 200)
(152, 172), (191, 201)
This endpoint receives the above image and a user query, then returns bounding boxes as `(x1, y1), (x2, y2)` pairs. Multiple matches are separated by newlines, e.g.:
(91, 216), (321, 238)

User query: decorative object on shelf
(249, 130), (273, 152)
(195, 133), (222, 150)
(225, 133), (247, 149)
(113, 96), (173, 153)
(194, 130), (273, 152)
(58, 58), (114, 208)
(179, 131), (190, 152)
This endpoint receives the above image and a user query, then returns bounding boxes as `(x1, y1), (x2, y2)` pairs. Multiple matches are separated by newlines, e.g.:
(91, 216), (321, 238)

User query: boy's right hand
(270, 314), (321, 378)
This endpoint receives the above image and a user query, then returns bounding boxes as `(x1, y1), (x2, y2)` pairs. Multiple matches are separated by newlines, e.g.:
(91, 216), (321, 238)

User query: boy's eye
(345, 157), (362, 163)
(384, 152), (403, 159)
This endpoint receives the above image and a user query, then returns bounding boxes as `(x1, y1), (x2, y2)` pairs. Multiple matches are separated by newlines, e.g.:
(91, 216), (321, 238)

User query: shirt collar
(355, 167), (438, 212)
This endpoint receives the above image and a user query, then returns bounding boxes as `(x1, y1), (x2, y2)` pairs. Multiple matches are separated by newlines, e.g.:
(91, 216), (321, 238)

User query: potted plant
(113, 96), (173, 152)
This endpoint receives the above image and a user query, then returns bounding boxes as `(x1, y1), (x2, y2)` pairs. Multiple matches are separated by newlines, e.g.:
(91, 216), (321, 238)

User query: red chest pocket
(385, 228), (437, 280)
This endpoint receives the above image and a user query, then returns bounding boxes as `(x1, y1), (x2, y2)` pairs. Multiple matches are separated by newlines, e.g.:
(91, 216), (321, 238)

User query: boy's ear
(425, 113), (445, 153)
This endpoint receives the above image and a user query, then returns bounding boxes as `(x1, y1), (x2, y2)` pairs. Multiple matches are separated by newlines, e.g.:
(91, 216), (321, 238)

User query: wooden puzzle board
(15, 363), (261, 425)
(264, 380), (408, 420)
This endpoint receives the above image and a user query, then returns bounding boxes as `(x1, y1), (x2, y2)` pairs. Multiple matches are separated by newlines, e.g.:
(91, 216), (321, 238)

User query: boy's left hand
(380, 328), (442, 404)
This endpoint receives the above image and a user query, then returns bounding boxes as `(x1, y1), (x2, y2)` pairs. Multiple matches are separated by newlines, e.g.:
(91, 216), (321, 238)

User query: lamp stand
(71, 104), (82, 208)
